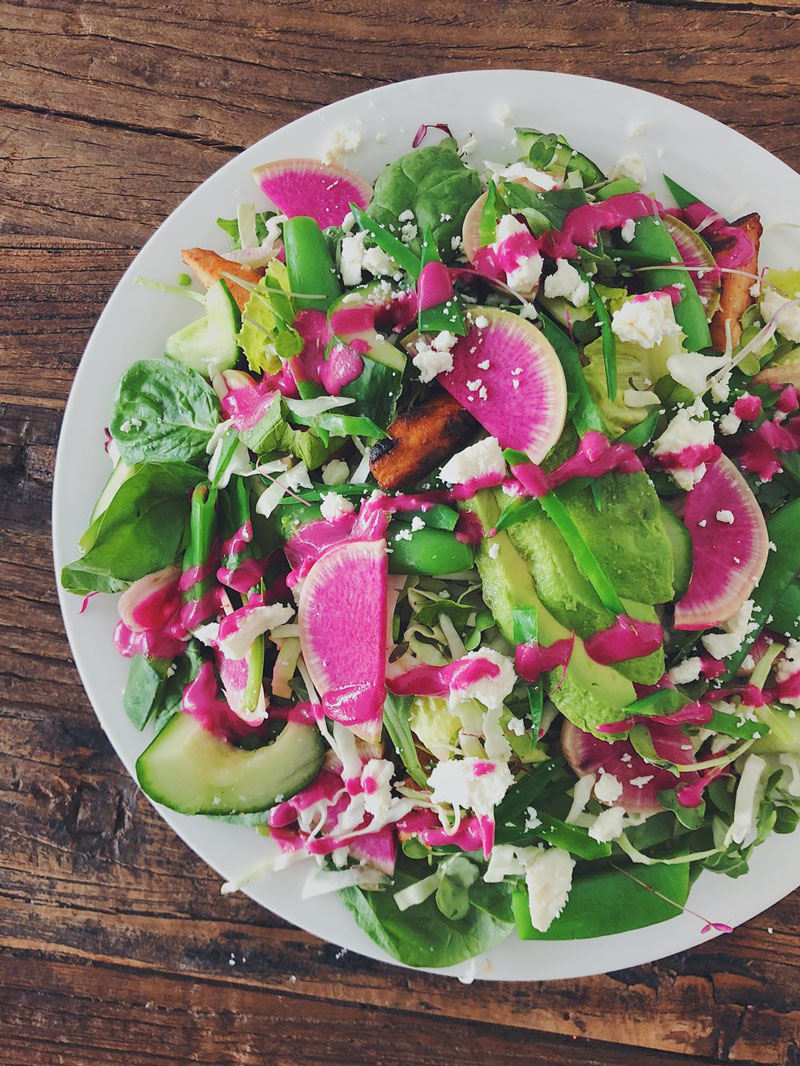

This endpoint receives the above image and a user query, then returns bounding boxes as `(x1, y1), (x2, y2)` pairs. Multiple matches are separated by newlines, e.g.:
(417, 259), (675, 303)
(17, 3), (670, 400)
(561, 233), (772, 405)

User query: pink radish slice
(561, 720), (696, 815)
(298, 538), (388, 742)
(674, 453), (769, 630)
(348, 827), (397, 876)
(117, 565), (182, 632)
(662, 215), (721, 317)
(755, 357), (800, 389)
(251, 158), (372, 229)
(437, 306), (567, 462)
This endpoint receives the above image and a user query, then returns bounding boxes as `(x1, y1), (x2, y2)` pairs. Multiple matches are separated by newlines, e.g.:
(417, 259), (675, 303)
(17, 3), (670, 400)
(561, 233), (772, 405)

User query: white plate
(53, 69), (800, 980)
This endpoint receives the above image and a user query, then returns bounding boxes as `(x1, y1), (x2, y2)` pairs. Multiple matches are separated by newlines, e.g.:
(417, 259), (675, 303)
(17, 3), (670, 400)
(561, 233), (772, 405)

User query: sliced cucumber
(164, 279), (241, 376)
(136, 713), (326, 814)
(89, 458), (139, 526)
(659, 503), (692, 599)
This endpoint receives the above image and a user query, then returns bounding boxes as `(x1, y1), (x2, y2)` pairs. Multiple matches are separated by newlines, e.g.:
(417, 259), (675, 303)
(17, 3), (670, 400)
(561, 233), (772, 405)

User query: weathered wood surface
(2, 2), (800, 1064)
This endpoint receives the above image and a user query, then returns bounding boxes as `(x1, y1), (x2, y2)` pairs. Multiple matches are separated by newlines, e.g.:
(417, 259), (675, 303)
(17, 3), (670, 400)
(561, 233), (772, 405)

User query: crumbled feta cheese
(450, 647), (516, 711)
(594, 773), (623, 805)
(543, 259), (590, 307)
(719, 410), (741, 436)
(362, 244), (396, 277)
(667, 351), (730, 395)
(412, 330), (458, 383)
(450, 234), (464, 253)
(439, 435), (506, 486)
(492, 214), (543, 292)
(321, 122), (363, 165)
(519, 301), (538, 320)
(702, 599), (756, 659)
(409, 515), (425, 533)
(483, 160), (558, 191)
(493, 101), (513, 126)
(428, 756), (513, 815)
(620, 218), (637, 243)
(474, 314), (489, 329)
(507, 716), (525, 736)
(710, 372), (731, 404)
(524, 847), (575, 932)
(320, 492), (355, 522)
(524, 806), (541, 830)
(761, 288), (800, 343)
(612, 293), (681, 349)
(119, 417), (142, 433)
(394, 527), (413, 542)
(668, 656), (703, 685)
(321, 459), (349, 486)
(360, 758), (395, 822)
(629, 775), (654, 788)
(651, 398), (714, 489)
(488, 542), (500, 560)
(398, 209), (415, 223)
(608, 152), (647, 186)
(777, 639), (800, 684)
(339, 231), (367, 287)
(716, 509), (735, 524)
(400, 220), (418, 243)
(565, 773), (596, 824)
(588, 806), (626, 843)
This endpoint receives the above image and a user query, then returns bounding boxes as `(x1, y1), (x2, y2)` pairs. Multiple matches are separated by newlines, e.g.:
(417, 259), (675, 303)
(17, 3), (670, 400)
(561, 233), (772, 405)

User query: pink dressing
(678, 202), (755, 270)
(284, 514), (356, 582)
(494, 229), (541, 277)
(328, 305), (376, 336)
(515, 637), (575, 683)
(542, 193), (661, 260)
(217, 557), (267, 594)
(268, 769), (343, 828)
(733, 395), (762, 422)
(119, 568), (183, 632)
(777, 385), (799, 413)
(113, 618), (186, 660)
(453, 510), (484, 546)
(738, 416), (800, 482)
(512, 431), (644, 498)
(386, 656), (500, 698)
(656, 442), (721, 472)
(584, 615), (664, 665)
(182, 661), (267, 741)
(417, 260), (454, 311)
(397, 809), (486, 853)
(221, 373), (279, 430)
(319, 341), (365, 395)
(675, 764), (728, 809)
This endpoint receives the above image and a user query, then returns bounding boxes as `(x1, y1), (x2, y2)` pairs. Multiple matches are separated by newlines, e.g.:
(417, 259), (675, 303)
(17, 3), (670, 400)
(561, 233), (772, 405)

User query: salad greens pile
(62, 123), (800, 971)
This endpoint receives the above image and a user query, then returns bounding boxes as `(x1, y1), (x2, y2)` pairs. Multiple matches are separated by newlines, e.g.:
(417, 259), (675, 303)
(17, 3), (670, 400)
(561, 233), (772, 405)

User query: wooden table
(2, 2), (800, 1063)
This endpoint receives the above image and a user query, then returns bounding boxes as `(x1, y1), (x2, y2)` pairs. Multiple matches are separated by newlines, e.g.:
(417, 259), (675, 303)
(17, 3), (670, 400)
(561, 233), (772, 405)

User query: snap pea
(618, 408), (660, 447)
(512, 606), (543, 734)
(478, 180), (504, 247)
(538, 313), (606, 436)
(626, 216), (712, 352)
(182, 483), (218, 623)
(576, 267), (616, 400)
(283, 216), (341, 311)
(662, 174), (700, 210)
(386, 526), (473, 576)
(417, 223), (466, 336)
(240, 632), (265, 718)
(218, 476), (260, 592)
(596, 177), (639, 201)
(527, 812), (612, 860)
(349, 203), (420, 278)
(723, 498), (800, 677)
(288, 410), (387, 439)
(393, 504), (459, 531)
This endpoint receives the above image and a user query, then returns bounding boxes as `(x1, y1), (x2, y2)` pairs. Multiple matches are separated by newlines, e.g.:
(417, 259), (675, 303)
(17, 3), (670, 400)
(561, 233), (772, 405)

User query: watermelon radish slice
(348, 826), (397, 876)
(298, 538), (388, 742)
(674, 453), (769, 630)
(436, 306), (567, 462)
(663, 215), (721, 318)
(251, 158), (372, 229)
(755, 354), (800, 389)
(561, 719), (697, 815)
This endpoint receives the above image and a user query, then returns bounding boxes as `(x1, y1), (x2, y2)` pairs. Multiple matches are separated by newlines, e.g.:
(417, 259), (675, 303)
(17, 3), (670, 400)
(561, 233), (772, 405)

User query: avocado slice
(462, 490), (635, 735)
(659, 503), (692, 600)
(136, 713), (326, 814)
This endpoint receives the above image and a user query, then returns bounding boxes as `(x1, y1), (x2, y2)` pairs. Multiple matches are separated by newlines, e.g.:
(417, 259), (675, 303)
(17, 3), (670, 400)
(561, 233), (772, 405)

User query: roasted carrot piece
(709, 213), (762, 352)
(180, 248), (261, 312)
(369, 388), (478, 491)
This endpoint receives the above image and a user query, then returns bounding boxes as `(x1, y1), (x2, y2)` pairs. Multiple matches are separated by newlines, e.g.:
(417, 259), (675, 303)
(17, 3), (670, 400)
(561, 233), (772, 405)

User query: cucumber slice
(89, 458), (139, 526)
(164, 279), (241, 376)
(659, 503), (692, 599)
(136, 713), (326, 814)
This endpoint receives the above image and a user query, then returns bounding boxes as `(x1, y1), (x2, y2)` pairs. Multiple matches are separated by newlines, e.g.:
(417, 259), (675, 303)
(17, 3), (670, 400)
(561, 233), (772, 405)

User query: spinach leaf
(152, 639), (205, 734)
(513, 862), (689, 940)
(123, 654), (172, 730)
(61, 462), (204, 594)
(110, 359), (220, 465)
(383, 692), (427, 787)
(339, 856), (513, 968)
(216, 210), (273, 249)
(367, 142), (480, 262)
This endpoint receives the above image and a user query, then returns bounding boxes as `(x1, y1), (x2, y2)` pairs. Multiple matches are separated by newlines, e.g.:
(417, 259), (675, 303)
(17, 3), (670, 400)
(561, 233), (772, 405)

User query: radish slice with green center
(674, 454), (769, 630)
(663, 215), (721, 318)
(251, 158), (372, 229)
(437, 307), (567, 462)
(298, 538), (388, 742)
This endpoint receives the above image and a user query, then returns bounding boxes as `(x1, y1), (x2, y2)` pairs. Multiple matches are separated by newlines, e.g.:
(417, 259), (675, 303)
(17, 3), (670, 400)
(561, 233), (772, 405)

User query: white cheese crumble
(608, 152), (647, 186)
(588, 806), (626, 843)
(410, 515), (425, 532)
(321, 122), (363, 165)
(651, 397), (715, 490)
(719, 410), (741, 436)
(524, 847), (575, 932)
(339, 231), (367, 287)
(488, 542), (500, 560)
(492, 214), (542, 292)
(451, 647), (517, 711)
(321, 459), (350, 486)
(493, 101), (513, 126)
(620, 218), (637, 243)
(612, 293), (681, 349)
(427, 756), (513, 815)
(701, 599), (756, 660)
(761, 288), (800, 343)
(543, 258), (590, 307)
(594, 773), (623, 805)
(412, 330), (458, 383)
(483, 160), (558, 191)
(362, 244), (397, 278)
(777, 639), (800, 683)
(439, 435), (506, 486)
(320, 492), (355, 522)
(716, 509), (735, 524)
(629, 775), (654, 788)
(668, 656), (703, 685)
(565, 773), (596, 824)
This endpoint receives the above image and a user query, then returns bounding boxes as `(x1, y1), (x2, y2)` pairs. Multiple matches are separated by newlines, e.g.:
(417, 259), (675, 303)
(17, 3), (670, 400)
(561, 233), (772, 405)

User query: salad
(61, 122), (800, 971)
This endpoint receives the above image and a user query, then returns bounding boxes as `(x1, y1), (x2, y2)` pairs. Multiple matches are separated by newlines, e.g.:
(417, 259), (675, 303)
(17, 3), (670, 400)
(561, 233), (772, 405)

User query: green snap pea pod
(618, 408), (660, 448)
(349, 203), (420, 277)
(723, 498), (800, 677)
(288, 409), (387, 439)
(596, 177), (639, 201)
(393, 504), (459, 531)
(663, 174), (700, 210)
(417, 224), (466, 336)
(626, 216), (712, 352)
(623, 689), (688, 717)
(538, 313), (606, 436)
(283, 216), (342, 311)
(512, 606), (543, 736)
(218, 476), (262, 594)
(526, 812), (613, 860)
(493, 759), (566, 838)
(386, 526), (474, 576)
(576, 267), (616, 400)
(478, 180), (505, 247)
(181, 483), (219, 628)
(239, 630), (265, 718)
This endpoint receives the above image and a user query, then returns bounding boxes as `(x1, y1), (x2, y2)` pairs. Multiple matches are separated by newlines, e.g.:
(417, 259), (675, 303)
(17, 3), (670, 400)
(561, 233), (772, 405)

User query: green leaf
(123, 654), (172, 730)
(383, 692), (427, 787)
(61, 462), (204, 595)
(339, 856), (513, 968)
(662, 174), (700, 210)
(538, 313), (606, 437)
(658, 789), (707, 830)
(513, 862), (689, 940)
(110, 360), (220, 465)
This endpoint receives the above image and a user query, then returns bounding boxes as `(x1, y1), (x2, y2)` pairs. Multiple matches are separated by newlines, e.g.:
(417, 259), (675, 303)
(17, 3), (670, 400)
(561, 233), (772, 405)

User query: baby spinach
(110, 359), (220, 465)
(382, 692), (427, 787)
(61, 462), (204, 594)
(366, 141), (480, 262)
(340, 855), (513, 968)
(123, 654), (172, 730)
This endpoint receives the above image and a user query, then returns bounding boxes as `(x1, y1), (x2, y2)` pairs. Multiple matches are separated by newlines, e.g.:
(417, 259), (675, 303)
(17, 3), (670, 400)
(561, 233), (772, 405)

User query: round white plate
(53, 69), (800, 980)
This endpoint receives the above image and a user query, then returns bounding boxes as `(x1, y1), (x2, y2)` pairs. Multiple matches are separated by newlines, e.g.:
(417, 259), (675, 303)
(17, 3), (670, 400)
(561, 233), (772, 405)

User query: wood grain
(2, 2), (800, 1064)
